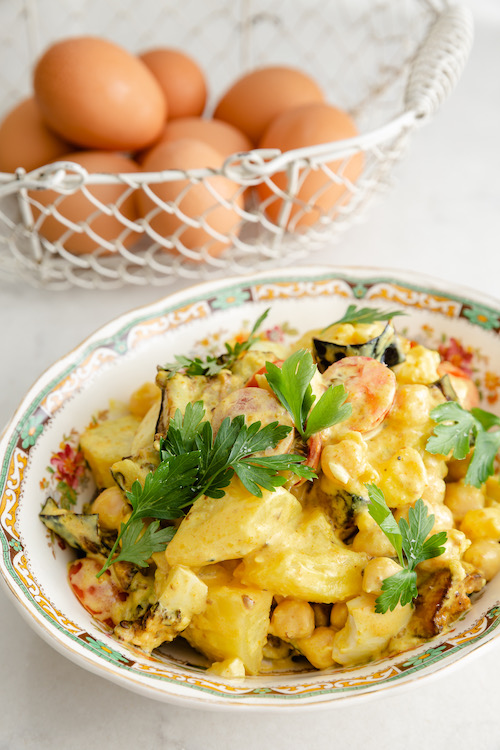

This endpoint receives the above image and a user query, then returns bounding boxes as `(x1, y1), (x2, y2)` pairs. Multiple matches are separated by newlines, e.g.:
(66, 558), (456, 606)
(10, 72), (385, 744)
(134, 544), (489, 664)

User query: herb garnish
(97, 400), (315, 576)
(426, 402), (500, 488)
(366, 484), (447, 614)
(321, 304), (406, 333)
(162, 308), (270, 378)
(264, 349), (352, 441)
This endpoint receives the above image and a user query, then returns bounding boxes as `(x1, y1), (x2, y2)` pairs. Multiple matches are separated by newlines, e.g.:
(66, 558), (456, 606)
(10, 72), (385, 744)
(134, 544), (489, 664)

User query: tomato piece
(245, 360), (283, 388)
(438, 360), (479, 410)
(68, 557), (127, 627)
(306, 433), (322, 471)
(322, 356), (396, 433)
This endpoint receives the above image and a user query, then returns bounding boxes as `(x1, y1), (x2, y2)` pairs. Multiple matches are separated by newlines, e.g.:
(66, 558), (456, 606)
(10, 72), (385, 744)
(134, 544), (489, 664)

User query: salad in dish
(40, 305), (500, 677)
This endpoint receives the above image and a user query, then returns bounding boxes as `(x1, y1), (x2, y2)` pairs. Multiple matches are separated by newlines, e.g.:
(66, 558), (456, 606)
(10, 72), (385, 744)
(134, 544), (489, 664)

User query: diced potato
(206, 657), (246, 678)
(332, 592), (412, 666)
(231, 349), (276, 380)
(183, 581), (273, 675)
(236, 508), (368, 603)
(237, 545), (366, 604)
(80, 414), (142, 488)
(393, 345), (441, 385)
(166, 482), (302, 567)
(461, 507), (500, 542)
(294, 626), (336, 670)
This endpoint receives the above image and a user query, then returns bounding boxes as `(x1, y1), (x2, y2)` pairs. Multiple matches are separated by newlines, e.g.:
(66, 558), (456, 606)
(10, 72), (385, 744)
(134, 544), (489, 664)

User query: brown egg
(139, 48), (207, 120)
(257, 102), (364, 229)
(33, 36), (166, 150)
(214, 66), (324, 144)
(30, 150), (140, 255)
(0, 97), (72, 173)
(138, 138), (243, 260)
(139, 117), (252, 165)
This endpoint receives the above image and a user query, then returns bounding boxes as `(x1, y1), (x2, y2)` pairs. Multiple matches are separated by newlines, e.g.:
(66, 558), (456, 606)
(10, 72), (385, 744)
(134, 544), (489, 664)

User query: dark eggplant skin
(39, 497), (103, 553)
(432, 373), (459, 402)
(313, 322), (406, 373)
(329, 489), (368, 540)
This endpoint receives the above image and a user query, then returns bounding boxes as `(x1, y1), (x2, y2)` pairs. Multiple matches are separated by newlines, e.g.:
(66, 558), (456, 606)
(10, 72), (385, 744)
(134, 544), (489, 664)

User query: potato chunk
(80, 414), (142, 488)
(236, 508), (368, 603)
(183, 580), (273, 675)
(166, 482), (302, 567)
(332, 592), (412, 666)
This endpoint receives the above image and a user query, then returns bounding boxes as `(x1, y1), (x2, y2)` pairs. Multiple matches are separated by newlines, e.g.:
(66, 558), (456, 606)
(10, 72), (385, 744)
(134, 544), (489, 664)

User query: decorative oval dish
(1, 265), (500, 710)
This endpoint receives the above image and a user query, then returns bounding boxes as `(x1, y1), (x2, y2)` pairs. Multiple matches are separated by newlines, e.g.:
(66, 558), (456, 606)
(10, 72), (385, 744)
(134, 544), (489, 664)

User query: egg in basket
(0, 0), (473, 289)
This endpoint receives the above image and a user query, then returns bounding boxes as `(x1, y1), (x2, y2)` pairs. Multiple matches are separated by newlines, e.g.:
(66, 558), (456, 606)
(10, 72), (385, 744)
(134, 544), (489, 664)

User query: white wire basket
(0, 0), (473, 290)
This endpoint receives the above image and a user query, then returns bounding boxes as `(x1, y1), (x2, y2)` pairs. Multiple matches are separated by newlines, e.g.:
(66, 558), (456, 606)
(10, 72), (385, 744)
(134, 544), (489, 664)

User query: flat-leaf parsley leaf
(426, 401), (500, 488)
(366, 484), (447, 614)
(264, 349), (352, 441)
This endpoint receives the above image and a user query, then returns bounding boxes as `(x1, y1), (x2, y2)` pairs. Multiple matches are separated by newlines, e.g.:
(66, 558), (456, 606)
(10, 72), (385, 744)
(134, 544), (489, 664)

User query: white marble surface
(1, 2), (500, 748)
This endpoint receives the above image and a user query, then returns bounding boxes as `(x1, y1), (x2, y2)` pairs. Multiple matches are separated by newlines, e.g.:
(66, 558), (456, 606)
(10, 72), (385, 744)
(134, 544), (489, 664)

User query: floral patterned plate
(2, 265), (500, 710)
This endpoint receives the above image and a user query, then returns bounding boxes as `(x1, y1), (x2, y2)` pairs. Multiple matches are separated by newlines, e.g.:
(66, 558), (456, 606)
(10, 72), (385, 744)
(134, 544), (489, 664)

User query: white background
(1, 1), (500, 748)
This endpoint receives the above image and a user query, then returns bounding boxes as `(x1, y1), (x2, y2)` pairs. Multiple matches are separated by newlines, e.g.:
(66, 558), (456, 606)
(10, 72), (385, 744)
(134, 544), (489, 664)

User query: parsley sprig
(97, 401), (315, 575)
(366, 484), (447, 614)
(321, 304), (406, 333)
(162, 308), (270, 378)
(426, 402), (500, 488)
(264, 349), (352, 441)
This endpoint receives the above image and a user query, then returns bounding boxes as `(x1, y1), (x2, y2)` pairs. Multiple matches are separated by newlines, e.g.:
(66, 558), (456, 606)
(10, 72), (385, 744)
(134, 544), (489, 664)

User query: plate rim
(2, 263), (500, 710)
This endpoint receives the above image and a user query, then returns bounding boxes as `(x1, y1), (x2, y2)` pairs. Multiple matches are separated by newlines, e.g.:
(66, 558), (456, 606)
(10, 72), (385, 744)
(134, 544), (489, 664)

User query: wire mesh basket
(0, 0), (473, 290)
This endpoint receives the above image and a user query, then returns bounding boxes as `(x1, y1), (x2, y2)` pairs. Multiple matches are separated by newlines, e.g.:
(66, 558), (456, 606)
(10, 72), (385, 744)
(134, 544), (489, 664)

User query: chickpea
(330, 602), (349, 630)
(362, 557), (402, 596)
(270, 599), (315, 641)
(377, 447), (426, 508)
(445, 480), (485, 523)
(91, 486), (130, 531)
(263, 636), (291, 661)
(426, 502), (455, 533)
(421, 475), (446, 505)
(294, 627), (336, 670)
(463, 540), (500, 581)
(395, 500), (454, 533)
(311, 603), (331, 628)
(423, 452), (448, 480)
(461, 507), (500, 542)
(352, 526), (396, 558)
(485, 476), (500, 504)
(390, 384), (432, 425)
(394, 345), (440, 385)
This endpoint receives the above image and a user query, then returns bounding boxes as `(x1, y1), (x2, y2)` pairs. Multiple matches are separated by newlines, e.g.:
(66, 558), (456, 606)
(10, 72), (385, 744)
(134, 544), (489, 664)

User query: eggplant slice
(313, 322), (406, 373)
(39, 497), (108, 554)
